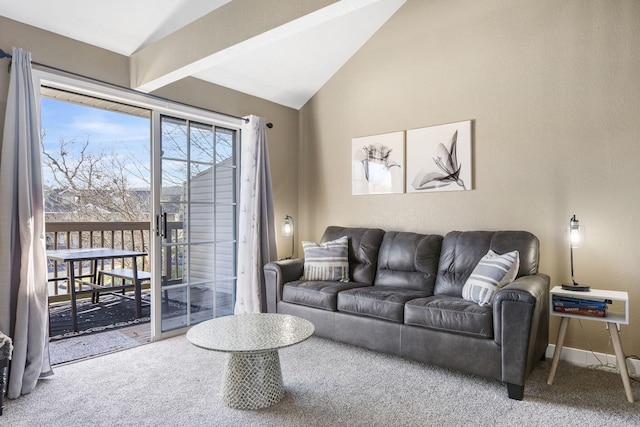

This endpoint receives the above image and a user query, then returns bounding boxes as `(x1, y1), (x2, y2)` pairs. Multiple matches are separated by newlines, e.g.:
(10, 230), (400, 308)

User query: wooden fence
(46, 221), (182, 303)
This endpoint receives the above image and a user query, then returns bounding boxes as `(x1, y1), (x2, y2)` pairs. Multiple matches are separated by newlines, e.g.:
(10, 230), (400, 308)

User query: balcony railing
(46, 221), (182, 303)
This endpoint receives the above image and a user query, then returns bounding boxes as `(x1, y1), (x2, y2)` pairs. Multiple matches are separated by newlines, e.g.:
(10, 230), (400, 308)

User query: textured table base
(221, 351), (284, 410)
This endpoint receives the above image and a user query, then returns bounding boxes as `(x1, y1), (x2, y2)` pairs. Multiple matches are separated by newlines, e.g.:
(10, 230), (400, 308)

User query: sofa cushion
(337, 286), (431, 323)
(404, 295), (494, 339)
(462, 250), (520, 306)
(375, 231), (442, 292)
(302, 236), (350, 282)
(282, 280), (370, 311)
(434, 231), (539, 297)
(321, 226), (386, 285)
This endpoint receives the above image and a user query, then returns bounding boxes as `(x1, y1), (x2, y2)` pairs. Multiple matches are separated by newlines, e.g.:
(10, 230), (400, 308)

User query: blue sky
(40, 97), (151, 188)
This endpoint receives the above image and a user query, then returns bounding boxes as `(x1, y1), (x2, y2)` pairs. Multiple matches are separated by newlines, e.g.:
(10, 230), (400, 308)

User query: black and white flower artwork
(352, 131), (404, 195)
(406, 120), (472, 193)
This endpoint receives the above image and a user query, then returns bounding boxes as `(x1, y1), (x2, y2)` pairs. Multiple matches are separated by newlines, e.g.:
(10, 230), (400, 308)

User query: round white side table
(187, 313), (314, 410)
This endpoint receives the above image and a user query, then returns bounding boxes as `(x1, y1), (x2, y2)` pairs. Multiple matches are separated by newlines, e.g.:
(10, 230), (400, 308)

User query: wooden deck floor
(115, 321), (152, 345)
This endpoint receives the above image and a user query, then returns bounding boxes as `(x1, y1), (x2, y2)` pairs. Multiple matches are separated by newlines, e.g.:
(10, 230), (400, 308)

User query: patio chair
(95, 268), (151, 318)
(95, 269), (169, 309)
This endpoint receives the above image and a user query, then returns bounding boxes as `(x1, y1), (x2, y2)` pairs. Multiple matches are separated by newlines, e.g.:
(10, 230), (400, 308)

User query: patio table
(47, 248), (147, 332)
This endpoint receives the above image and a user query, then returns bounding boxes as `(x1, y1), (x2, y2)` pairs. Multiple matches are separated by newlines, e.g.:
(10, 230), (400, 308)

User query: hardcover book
(552, 295), (609, 317)
(553, 306), (607, 317)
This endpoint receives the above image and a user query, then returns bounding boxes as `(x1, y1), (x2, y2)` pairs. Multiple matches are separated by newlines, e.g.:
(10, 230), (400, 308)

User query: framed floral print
(406, 120), (472, 193)
(352, 131), (405, 195)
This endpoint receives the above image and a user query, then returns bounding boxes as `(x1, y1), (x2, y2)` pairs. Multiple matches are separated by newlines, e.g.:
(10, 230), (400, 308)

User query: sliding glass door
(154, 115), (237, 334)
(35, 69), (243, 341)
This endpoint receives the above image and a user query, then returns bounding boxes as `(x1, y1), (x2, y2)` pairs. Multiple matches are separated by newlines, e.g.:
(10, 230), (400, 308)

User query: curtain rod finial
(0, 48), (12, 59)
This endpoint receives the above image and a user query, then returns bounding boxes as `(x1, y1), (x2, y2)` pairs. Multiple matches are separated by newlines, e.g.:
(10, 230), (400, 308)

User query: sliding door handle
(156, 213), (167, 238)
(162, 213), (168, 238)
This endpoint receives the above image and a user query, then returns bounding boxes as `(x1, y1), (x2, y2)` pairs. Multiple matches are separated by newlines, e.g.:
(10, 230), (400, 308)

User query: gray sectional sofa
(264, 226), (549, 400)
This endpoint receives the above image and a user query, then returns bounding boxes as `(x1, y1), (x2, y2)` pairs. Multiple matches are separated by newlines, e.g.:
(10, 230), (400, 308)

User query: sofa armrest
(264, 258), (304, 313)
(493, 273), (548, 344)
(493, 273), (550, 390)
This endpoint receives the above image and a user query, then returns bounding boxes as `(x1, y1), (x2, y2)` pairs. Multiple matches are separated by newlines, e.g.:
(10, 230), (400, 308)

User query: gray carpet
(49, 330), (142, 365)
(4, 336), (639, 426)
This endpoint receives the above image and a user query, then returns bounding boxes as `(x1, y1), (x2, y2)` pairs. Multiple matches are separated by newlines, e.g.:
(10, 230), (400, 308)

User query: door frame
(35, 70), (244, 342)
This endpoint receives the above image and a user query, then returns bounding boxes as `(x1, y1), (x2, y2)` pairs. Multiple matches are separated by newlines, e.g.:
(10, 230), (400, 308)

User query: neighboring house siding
(184, 159), (235, 297)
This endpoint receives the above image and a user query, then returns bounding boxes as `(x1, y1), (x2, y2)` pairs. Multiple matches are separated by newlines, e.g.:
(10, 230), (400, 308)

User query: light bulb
(282, 216), (293, 237)
(569, 215), (580, 248)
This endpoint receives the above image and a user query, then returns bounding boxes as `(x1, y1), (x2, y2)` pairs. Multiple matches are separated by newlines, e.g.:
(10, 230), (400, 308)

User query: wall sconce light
(561, 214), (589, 291)
(282, 215), (294, 259)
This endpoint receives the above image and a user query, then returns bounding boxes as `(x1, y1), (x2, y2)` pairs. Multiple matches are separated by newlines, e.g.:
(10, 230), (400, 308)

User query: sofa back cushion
(321, 226), (386, 285)
(434, 231), (539, 297)
(375, 231), (443, 292)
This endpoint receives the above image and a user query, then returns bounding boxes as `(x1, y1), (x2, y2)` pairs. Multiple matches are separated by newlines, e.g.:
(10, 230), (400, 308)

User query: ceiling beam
(130, 0), (340, 92)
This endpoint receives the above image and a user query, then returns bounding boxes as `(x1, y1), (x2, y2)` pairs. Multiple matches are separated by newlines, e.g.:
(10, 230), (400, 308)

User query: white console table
(546, 286), (633, 403)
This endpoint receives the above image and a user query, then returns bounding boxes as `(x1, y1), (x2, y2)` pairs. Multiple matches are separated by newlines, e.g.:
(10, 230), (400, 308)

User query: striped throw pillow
(302, 236), (350, 282)
(462, 250), (520, 306)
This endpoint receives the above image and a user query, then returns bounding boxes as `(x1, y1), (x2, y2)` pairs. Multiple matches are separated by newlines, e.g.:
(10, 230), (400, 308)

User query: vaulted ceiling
(0, 0), (406, 109)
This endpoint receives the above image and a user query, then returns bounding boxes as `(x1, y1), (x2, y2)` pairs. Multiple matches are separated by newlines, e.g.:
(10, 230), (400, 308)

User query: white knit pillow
(462, 250), (519, 306)
(302, 236), (350, 282)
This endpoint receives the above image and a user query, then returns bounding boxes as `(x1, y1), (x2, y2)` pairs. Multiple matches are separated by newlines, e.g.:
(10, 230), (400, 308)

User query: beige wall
(300, 0), (640, 355)
(0, 16), (299, 259)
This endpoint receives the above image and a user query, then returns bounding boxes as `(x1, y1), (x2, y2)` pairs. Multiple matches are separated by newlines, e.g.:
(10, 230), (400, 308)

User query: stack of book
(552, 295), (609, 317)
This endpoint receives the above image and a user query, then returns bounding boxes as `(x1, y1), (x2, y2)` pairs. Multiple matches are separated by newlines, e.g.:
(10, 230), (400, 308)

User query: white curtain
(0, 47), (52, 398)
(234, 115), (277, 314)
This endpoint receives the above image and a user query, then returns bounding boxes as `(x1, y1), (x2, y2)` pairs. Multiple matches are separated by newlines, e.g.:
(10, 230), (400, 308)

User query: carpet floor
(4, 335), (639, 426)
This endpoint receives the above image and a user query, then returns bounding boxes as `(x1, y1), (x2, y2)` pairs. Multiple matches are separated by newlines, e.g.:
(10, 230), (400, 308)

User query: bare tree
(42, 121), (234, 223)
(42, 137), (150, 222)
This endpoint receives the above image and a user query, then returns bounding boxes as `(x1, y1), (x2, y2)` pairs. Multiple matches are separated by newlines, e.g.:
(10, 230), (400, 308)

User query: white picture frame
(352, 131), (405, 195)
(406, 120), (472, 193)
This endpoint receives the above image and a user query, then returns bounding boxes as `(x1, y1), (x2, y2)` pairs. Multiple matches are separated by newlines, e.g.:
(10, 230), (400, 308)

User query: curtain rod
(0, 48), (267, 126)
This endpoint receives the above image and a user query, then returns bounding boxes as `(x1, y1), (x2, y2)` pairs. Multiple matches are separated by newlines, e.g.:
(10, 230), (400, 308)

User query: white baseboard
(545, 344), (640, 378)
